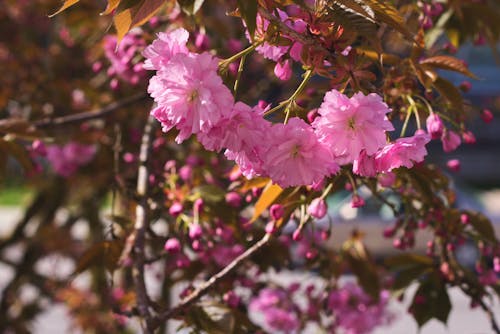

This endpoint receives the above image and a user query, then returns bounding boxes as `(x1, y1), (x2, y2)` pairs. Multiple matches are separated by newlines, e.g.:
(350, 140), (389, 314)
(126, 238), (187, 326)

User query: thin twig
(34, 92), (148, 128)
(150, 233), (272, 329)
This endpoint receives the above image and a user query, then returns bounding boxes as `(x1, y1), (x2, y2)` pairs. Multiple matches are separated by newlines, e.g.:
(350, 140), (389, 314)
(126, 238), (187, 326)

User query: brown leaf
(420, 55), (478, 79)
(49, 0), (80, 17)
(130, 0), (165, 28)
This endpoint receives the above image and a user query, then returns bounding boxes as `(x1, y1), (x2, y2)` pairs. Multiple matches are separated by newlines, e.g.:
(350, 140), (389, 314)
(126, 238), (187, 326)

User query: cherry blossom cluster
(144, 28), (432, 188)
(45, 142), (96, 177)
(98, 32), (148, 89)
(248, 280), (393, 333)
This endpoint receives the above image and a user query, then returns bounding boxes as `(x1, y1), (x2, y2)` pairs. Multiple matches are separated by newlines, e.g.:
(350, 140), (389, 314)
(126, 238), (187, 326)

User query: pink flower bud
(123, 152), (135, 163)
(494, 257), (500, 273)
(92, 61), (103, 72)
(307, 198), (327, 219)
(270, 204), (284, 221)
(351, 194), (365, 208)
(446, 159), (460, 172)
(164, 238), (181, 253)
(481, 109), (494, 124)
(195, 33), (210, 51)
(462, 131), (476, 144)
(320, 230), (330, 240)
(378, 172), (396, 187)
(175, 254), (190, 268)
(225, 192), (241, 207)
(292, 228), (302, 241)
(460, 214), (469, 225)
(274, 59), (293, 81)
(194, 198), (204, 213)
(110, 78), (119, 90)
(188, 224), (203, 239)
(306, 249), (318, 259)
(307, 109), (318, 123)
(442, 130), (461, 152)
(169, 202), (183, 216)
(32, 140), (47, 156)
(426, 113), (444, 139)
(459, 80), (472, 92)
(383, 226), (395, 238)
(191, 239), (203, 252)
(265, 221), (277, 234)
(179, 165), (193, 181)
(223, 291), (240, 308)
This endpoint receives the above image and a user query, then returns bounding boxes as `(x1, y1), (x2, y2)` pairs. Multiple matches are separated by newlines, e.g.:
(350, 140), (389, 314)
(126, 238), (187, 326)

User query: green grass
(0, 185), (32, 206)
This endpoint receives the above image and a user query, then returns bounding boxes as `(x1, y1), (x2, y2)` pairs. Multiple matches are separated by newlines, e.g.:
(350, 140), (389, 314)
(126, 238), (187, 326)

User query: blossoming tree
(1, 0), (500, 333)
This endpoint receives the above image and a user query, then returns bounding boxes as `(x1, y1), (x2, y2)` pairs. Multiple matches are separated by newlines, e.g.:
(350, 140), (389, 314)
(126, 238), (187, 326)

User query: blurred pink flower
(441, 130), (461, 152)
(46, 142), (96, 177)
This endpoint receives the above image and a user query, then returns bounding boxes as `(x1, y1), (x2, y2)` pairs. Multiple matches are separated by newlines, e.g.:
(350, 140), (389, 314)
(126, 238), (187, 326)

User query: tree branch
(150, 233), (272, 329)
(34, 92), (148, 128)
(132, 115), (156, 333)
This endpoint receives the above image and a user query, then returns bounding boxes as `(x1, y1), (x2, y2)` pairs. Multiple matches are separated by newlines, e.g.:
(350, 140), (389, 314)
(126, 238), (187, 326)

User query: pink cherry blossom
(313, 90), (394, 164)
(353, 150), (377, 177)
(375, 132), (430, 172)
(142, 28), (189, 70)
(103, 33), (146, 85)
(274, 59), (293, 81)
(148, 52), (234, 143)
(261, 118), (339, 188)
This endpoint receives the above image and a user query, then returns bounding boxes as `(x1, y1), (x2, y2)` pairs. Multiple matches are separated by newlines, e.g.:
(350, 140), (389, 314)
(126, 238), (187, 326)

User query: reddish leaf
(130, 0), (165, 28)
(420, 55), (478, 79)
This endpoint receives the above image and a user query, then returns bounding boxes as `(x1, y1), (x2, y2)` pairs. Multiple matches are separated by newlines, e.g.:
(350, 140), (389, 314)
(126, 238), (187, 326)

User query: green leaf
(237, 0), (258, 40)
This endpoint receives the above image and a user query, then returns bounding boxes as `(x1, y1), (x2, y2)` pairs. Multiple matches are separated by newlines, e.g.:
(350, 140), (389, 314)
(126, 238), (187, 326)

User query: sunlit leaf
(101, 0), (121, 15)
(49, 0), (80, 17)
(250, 182), (282, 223)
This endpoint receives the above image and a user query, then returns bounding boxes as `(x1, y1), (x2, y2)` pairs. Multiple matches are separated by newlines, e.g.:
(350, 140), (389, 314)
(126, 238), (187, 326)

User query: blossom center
(347, 117), (356, 130)
(187, 89), (199, 103)
(290, 144), (301, 158)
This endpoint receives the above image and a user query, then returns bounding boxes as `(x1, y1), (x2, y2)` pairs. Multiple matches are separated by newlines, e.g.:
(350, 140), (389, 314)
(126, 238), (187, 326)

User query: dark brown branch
(150, 233), (271, 329)
(132, 115), (156, 333)
(34, 92), (148, 128)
